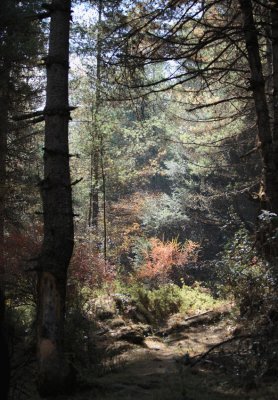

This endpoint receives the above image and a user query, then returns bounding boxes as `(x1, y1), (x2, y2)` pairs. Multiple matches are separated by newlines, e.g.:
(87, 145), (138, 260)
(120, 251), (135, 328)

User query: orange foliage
(137, 238), (199, 285)
(108, 192), (144, 256)
(69, 243), (116, 289)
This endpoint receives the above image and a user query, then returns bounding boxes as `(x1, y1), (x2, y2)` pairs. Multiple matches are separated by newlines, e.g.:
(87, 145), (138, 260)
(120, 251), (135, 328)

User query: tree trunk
(91, 151), (100, 227)
(89, 0), (103, 228)
(100, 138), (107, 261)
(0, 81), (8, 277)
(270, 3), (278, 208)
(37, 0), (74, 396)
(0, 57), (10, 400)
(0, 60), (9, 291)
(0, 78), (10, 400)
(239, 0), (278, 257)
(0, 1), (12, 397)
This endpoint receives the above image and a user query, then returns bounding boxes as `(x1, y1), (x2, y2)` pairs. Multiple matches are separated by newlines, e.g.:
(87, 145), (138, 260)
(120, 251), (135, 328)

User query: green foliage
(65, 289), (111, 384)
(65, 304), (97, 369)
(6, 303), (35, 342)
(132, 236), (152, 267)
(131, 284), (182, 322)
(216, 229), (274, 316)
(140, 193), (189, 238)
(118, 281), (222, 324)
(179, 284), (222, 313)
(5, 303), (37, 398)
(257, 210), (278, 258)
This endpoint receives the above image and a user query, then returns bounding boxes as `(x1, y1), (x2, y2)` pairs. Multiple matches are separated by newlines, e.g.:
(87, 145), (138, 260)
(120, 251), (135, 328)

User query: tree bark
(91, 151), (100, 226)
(0, 61), (9, 292)
(271, 3), (278, 198)
(89, 0), (103, 228)
(239, 0), (278, 258)
(0, 58), (10, 398)
(0, 1), (12, 397)
(0, 55), (10, 400)
(37, 0), (74, 396)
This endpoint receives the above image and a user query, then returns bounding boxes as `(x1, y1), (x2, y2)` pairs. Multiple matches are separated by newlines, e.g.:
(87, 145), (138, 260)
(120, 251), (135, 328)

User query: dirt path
(75, 313), (253, 400)
(38, 308), (278, 400)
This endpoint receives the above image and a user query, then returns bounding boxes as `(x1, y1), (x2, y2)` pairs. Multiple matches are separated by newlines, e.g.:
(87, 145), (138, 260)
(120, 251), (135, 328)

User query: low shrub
(69, 242), (116, 290)
(134, 284), (181, 322)
(179, 283), (222, 314)
(216, 228), (275, 317)
(118, 281), (222, 324)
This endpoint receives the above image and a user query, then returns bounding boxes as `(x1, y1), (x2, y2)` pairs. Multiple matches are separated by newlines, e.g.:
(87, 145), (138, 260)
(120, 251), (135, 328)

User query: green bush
(140, 284), (182, 321)
(216, 228), (274, 317)
(179, 284), (222, 313)
(118, 281), (222, 324)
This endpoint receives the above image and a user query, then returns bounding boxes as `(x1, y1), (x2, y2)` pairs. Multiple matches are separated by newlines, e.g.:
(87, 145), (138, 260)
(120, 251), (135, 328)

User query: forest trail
(70, 309), (265, 400)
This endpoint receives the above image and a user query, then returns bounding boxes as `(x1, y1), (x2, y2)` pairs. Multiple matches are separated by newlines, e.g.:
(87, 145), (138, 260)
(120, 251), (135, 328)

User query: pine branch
(12, 110), (44, 121)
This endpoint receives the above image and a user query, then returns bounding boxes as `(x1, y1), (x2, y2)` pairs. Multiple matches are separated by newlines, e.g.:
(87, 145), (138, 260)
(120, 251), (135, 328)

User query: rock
(119, 330), (145, 344)
(109, 317), (126, 328)
(113, 293), (132, 312)
(89, 295), (117, 320)
(97, 310), (114, 321)
(116, 324), (151, 345)
(128, 309), (148, 324)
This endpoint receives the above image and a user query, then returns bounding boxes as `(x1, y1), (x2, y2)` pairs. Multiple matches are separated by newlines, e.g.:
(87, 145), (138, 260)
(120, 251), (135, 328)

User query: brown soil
(55, 309), (277, 400)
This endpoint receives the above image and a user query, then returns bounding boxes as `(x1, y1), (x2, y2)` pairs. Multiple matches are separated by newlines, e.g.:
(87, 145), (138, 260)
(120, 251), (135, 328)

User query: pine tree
(36, 0), (75, 395)
(0, 2), (44, 397)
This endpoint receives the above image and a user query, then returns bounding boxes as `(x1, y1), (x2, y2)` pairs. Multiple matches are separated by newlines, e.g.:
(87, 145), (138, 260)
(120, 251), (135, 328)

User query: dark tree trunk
(0, 79), (9, 400)
(0, 82), (8, 274)
(0, 290), (9, 400)
(0, 63), (8, 284)
(271, 4), (278, 141)
(0, 65), (10, 400)
(91, 151), (100, 227)
(239, 0), (278, 257)
(271, 4), (278, 200)
(0, 1), (11, 397)
(37, 0), (74, 396)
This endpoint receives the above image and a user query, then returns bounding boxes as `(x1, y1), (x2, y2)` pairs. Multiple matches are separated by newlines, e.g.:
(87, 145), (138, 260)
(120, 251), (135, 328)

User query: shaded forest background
(1, 0), (278, 399)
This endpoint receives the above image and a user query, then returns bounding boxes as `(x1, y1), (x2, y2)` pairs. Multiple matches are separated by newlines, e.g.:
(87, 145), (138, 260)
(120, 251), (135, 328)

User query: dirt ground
(48, 309), (278, 400)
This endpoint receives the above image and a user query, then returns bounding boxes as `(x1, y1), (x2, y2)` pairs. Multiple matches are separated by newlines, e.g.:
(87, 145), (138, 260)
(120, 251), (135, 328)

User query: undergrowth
(215, 228), (276, 319)
(116, 281), (224, 324)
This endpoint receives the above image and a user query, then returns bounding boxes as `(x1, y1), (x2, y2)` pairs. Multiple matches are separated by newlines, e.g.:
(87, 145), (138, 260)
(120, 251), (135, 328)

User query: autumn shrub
(106, 192), (143, 264)
(4, 224), (43, 306)
(134, 237), (199, 287)
(216, 228), (275, 317)
(69, 242), (116, 291)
